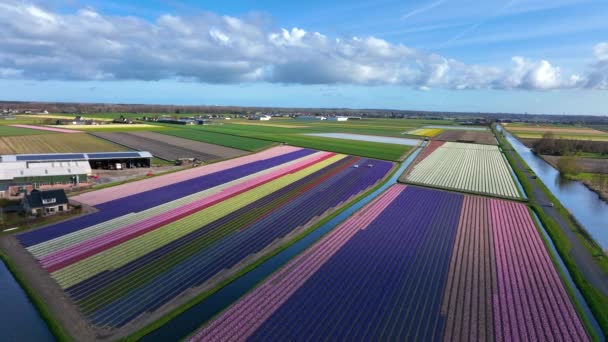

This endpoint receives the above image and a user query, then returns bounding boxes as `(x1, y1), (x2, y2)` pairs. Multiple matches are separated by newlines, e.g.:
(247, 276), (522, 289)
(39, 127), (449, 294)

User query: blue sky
(0, 0), (607, 114)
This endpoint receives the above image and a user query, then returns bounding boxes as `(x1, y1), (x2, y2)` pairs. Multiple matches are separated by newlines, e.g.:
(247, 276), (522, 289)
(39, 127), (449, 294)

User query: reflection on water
(498, 125), (608, 250)
(0, 261), (54, 342)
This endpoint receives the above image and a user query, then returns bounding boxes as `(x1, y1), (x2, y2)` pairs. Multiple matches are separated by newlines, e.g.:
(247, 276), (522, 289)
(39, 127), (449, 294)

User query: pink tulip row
(72, 145), (302, 206)
(10, 124), (82, 133)
(189, 184), (406, 342)
(490, 199), (588, 342)
(39, 151), (336, 272)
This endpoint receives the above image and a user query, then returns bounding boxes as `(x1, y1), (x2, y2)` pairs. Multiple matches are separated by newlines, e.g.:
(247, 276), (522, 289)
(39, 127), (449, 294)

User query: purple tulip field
(191, 185), (588, 342)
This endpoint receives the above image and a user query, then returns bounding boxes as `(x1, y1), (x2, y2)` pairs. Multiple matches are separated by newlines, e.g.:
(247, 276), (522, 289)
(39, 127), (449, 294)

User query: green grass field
(158, 128), (275, 151)
(4, 116), (452, 160)
(0, 125), (50, 137)
(158, 122), (414, 160)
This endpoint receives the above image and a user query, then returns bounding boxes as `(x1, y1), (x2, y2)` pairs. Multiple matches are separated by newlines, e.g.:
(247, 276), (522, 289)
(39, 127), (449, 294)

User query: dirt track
(432, 130), (497, 145)
(92, 131), (246, 161)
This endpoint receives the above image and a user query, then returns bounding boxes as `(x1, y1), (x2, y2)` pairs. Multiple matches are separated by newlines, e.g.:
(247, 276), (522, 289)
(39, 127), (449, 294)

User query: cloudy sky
(0, 0), (607, 114)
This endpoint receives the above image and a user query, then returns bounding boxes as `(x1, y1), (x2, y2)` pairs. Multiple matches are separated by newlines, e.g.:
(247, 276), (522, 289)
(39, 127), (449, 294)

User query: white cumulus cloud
(0, 1), (604, 91)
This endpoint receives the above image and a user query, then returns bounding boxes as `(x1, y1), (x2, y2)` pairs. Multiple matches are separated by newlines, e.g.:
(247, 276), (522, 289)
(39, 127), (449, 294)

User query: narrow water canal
(0, 260), (54, 341)
(498, 125), (608, 250)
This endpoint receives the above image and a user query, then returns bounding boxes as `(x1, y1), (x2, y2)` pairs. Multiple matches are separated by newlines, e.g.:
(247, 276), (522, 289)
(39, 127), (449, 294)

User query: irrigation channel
(0, 260), (54, 341)
(498, 125), (608, 251)
(141, 144), (425, 341)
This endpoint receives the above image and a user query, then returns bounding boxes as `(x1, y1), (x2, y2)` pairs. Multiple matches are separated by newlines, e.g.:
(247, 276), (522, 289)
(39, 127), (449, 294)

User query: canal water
(0, 260), (54, 342)
(141, 145), (425, 342)
(498, 125), (608, 250)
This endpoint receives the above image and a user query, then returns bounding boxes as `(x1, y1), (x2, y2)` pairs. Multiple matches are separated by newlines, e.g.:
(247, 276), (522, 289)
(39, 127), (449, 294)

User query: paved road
(503, 145), (608, 296)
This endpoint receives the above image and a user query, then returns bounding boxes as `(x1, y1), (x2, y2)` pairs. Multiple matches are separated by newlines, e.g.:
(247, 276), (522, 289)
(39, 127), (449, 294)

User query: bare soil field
(542, 155), (608, 173)
(520, 138), (608, 154)
(0, 134), (127, 154)
(432, 130), (497, 145)
(92, 131), (247, 161)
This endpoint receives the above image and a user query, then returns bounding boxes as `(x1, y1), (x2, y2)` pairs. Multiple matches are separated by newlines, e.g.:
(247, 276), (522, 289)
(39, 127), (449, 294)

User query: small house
(22, 189), (70, 216)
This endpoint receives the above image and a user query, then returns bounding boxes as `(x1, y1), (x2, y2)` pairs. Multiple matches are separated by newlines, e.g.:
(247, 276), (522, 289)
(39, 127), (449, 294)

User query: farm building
(327, 116), (349, 122)
(0, 152), (152, 198)
(56, 116), (105, 126)
(157, 118), (196, 125)
(296, 116), (327, 121)
(249, 115), (271, 121)
(22, 189), (70, 216)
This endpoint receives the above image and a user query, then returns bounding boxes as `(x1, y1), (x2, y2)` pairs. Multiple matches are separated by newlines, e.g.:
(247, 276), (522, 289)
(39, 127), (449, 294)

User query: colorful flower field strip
(80, 157), (391, 327)
(490, 199), (587, 341)
(50, 154), (348, 289)
(406, 142), (521, 198)
(441, 195), (496, 341)
(409, 128), (443, 137)
(192, 185), (589, 341)
(27, 151), (327, 259)
(71, 145), (302, 206)
(17, 147), (315, 246)
(10, 124), (82, 133)
(190, 184), (405, 342)
(414, 140), (444, 164)
(441, 195), (588, 341)
(38, 152), (338, 272)
(192, 185), (463, 341)
(16, 146), (392, 328)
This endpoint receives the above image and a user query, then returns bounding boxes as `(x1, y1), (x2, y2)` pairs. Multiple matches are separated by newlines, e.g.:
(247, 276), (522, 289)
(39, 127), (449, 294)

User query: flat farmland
(433, 129), (497, 145)
(167, 124), (413, 161)
(0, 124), (51, 137)
(50, 124), (162, 131)
(158, 128), (275, 152)
(409, 128), (443, 136)
(402, 142), (521, 198)
(11, 124), (81, 133)
(11, 146), (392, 339)
(92, 131), (247, 161)
(0, 133), (127, 154)
(505, 125), (608, 141)
(226, 118), (455, 138)
(191, 185), (588, 341)
(542, 155), (608, 173)
(302, 133), (420, 146)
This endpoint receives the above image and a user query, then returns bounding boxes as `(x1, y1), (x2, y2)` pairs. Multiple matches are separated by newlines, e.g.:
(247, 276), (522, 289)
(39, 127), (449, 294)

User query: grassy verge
(125, 162), (401, 341)
(495, 126), (608, 336)
(0, 251), (71, 341)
